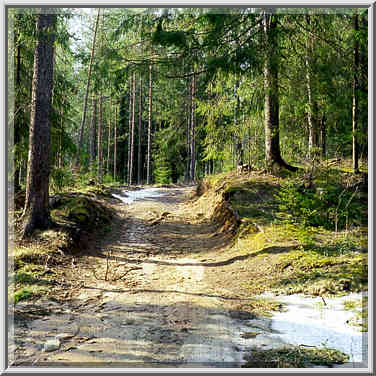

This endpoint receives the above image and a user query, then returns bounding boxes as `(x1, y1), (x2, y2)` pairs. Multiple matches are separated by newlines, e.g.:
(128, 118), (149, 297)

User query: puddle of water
(259, 292), (367, 363)
(112, 188), (168, 205)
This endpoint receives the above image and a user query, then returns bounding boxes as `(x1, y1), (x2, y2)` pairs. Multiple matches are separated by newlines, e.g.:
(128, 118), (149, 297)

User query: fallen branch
(110, 266), (142, 281)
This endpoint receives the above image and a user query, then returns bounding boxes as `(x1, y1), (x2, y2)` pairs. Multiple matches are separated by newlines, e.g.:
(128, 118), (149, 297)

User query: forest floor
(9, 168), (368, 368)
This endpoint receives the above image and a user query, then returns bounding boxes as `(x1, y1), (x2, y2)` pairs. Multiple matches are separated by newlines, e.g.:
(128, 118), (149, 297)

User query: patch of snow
(112, 188), (168, 204)
(259, 292), (367, 364)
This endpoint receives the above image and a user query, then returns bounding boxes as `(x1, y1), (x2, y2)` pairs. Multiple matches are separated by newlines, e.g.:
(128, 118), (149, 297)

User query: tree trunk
(263, 11), (297, 173)
(190, 72), (196, 181)
(97, 10), (105, 183)
(127, 81), (132, 184)
(305, 14), (320, 160)
(14, 18), (22, 193)
(113, 103), (117, 180)
(22, 9), (56, 237)
(352, 9), (360, 173)
(147, 65), (153, 185)
(75, 9), (100, 169)
(185, 79), (191, 182)
(234, 81), (243, 166)
(107, 99), (112, 175)
(90, 96), (97, 166)
(129, 72), (136, 185)
(58, 107), (63, 168)
(97, 94), (103, 183)
(137, 75), (142, 184)
(320, 115), (326, 159)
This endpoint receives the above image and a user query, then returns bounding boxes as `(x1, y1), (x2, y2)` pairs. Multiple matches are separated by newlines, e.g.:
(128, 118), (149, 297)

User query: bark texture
(90, 97), (97, 166)
(137, 75), (142, 184)
(107, 100), (112, 174)
(147, 65), (153, 185)
(113, 103), (117, 180)
(263, 12), (297, 173)
(352, 10), (360, 173)
(14, 15), (22, 193)
(129, 72), (136, 185)
(75, 9), (100, 169)
(97, 94), (103, 183)
(22, 9), (56, 237)
(190, 73), (196, 181)
(127, 81), (132, 184)
(305, 14), (320, 160)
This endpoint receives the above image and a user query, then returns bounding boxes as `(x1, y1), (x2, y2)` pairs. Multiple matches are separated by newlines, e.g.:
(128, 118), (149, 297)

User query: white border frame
(1, 1), (373, 374)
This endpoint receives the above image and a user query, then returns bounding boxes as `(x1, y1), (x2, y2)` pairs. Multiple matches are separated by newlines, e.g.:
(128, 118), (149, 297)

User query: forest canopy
(8, 6), (368, 209)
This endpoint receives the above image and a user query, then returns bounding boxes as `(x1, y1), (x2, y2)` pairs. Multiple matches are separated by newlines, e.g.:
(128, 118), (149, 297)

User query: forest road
(11, 186), (258, 368)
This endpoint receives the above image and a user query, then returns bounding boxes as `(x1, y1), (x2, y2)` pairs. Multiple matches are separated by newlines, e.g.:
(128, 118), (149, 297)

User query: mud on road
(11, 186), (266, 368)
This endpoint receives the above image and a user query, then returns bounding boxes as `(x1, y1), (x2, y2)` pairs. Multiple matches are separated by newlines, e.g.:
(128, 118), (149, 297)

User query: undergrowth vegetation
(10, 185), (116, 305)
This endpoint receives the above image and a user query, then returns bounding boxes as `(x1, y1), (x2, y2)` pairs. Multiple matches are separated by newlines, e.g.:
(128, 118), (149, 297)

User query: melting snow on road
(112, 188), (168, 204)
(261, 292), (368, 364)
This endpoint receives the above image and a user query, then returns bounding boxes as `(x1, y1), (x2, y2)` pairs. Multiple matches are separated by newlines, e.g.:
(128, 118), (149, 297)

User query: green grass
(343, 296), (368, 332)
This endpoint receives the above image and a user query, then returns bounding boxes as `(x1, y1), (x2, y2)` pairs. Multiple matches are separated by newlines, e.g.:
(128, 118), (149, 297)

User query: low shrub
(276, 178), (364, 231)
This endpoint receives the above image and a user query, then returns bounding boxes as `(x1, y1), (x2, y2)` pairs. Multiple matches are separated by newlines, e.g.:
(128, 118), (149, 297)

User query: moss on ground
(242, 346), (349, 368)
(11, 190), (115, 305)
(200, 168), (368, 300)
(233, 298), (286, 318)
(10, 249), (57, 304)
(72, 184), (114, 198)
(55, 196), (112, 228)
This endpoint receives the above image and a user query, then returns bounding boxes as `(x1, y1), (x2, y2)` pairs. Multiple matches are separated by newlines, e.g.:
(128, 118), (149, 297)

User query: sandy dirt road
(11, 187), (260, 368)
